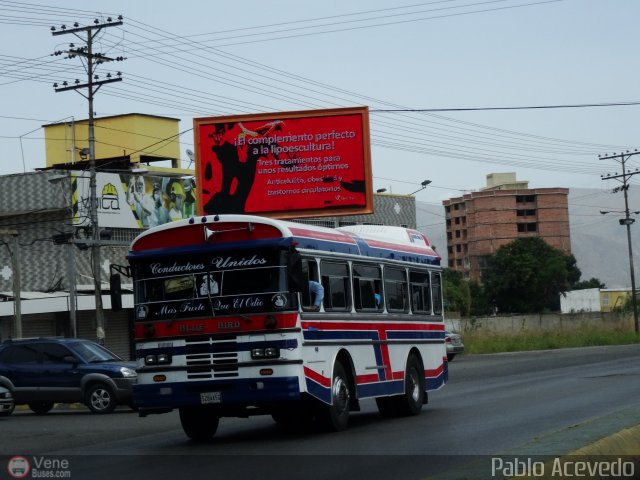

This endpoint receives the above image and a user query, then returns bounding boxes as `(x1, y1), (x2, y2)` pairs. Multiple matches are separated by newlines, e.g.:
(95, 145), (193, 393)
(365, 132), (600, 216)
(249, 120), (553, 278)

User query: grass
(462, 328), (640, 354)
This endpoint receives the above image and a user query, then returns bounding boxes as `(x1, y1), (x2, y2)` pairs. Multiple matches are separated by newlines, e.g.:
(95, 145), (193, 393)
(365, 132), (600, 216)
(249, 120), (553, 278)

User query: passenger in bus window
(309, 280), (324, 311)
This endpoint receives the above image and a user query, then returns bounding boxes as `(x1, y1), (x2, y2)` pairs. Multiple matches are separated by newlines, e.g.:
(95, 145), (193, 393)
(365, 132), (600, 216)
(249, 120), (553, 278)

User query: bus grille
(184, 336), (239, 379)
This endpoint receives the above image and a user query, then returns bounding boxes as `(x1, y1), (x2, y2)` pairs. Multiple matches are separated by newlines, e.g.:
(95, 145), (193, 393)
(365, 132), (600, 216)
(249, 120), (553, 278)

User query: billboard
(72, 171), (197, 229)
(193, 106), (372, 218)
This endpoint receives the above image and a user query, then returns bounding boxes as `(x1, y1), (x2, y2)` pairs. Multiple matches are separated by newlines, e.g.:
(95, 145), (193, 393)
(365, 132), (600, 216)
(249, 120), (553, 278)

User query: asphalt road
(2, 344), (639, 479)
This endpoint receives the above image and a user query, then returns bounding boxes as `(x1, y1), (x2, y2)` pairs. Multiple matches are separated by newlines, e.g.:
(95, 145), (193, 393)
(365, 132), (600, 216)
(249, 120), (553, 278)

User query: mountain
(416, 188), (640, 288)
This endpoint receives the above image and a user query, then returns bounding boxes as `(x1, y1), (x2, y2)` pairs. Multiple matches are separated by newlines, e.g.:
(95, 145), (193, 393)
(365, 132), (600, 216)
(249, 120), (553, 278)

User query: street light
(376, 188), (387, 193)
(409, 179), (432, 195)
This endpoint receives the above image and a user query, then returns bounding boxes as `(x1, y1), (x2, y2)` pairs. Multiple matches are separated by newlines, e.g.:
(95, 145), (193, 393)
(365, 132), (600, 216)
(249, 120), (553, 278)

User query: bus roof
(130, 215), (441, 266)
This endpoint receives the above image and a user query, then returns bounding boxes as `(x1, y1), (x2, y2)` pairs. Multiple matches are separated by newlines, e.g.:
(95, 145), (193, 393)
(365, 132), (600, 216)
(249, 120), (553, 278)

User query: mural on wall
(73, 171), (196, 229)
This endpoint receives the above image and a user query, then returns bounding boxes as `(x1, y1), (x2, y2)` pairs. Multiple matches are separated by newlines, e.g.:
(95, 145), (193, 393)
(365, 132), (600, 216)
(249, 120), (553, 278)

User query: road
(1, 344), (639, 479)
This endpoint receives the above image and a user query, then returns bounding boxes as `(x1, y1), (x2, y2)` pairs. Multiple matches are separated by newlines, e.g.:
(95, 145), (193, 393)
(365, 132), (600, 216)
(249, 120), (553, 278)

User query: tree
(482, 237), (580, 313)
(443, 268), (471, 316)
(572, 277), (606, 290)
(468, 279), (492, 316)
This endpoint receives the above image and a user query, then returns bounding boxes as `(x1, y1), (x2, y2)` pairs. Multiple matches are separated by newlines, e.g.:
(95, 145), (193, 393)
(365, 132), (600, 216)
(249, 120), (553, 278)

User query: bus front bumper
(133, 376), (302, 413)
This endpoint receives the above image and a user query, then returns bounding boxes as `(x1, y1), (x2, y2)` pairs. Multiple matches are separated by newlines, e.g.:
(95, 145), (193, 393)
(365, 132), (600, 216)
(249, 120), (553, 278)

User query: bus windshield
(132, 246), (299, 322)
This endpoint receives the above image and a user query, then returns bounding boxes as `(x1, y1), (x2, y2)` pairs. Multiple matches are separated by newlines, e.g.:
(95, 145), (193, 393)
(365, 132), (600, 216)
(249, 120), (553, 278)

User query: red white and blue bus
(119, 214), (447, 440)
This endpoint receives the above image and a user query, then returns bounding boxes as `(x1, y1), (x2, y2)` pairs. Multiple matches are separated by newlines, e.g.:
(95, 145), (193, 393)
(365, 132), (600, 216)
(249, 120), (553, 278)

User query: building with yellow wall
(43, 113), (192, 175)
(599, 289), (632, 312)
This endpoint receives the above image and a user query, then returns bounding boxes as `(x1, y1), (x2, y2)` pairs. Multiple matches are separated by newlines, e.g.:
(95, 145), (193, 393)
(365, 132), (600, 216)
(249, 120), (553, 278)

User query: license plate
(200, 392), (221, 404)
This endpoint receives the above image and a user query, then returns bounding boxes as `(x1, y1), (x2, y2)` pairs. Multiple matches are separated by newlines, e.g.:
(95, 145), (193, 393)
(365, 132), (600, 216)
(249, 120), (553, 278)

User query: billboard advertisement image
(72, 171), (197, 229)
(194, 106), (372, 218)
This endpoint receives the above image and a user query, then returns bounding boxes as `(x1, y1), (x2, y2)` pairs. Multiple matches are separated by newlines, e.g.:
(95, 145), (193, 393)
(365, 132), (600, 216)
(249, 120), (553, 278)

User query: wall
(43, 114), (181, 167)
(446, 311), (634, 333)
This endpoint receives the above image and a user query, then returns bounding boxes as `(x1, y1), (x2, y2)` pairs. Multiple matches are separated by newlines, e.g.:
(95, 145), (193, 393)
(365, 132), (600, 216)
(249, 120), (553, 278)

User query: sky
(1, 0), (640, 215)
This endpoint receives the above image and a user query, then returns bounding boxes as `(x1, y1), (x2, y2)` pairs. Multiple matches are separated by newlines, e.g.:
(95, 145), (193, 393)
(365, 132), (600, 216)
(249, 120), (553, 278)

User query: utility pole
(0, 230), (21, 338)
(600, 150), (640, 334)
(51, 17), (124, 344)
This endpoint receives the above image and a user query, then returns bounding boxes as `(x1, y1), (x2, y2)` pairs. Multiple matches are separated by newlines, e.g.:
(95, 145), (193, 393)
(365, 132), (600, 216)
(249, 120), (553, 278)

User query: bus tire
(28, 401), (54, 415)
(318, 361), (351, 431)
(272, 403), (314, 431)
(179, 406), (219, 442)
(395, 354), (424, 416)
(375, 396), (396, 418)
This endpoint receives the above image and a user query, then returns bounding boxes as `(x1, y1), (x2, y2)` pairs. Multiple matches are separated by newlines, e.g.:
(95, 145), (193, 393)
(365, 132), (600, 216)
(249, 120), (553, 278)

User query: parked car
(0, 385), (14, 416)
(0, 337), (137, 414)
(445, 331), (464, 361)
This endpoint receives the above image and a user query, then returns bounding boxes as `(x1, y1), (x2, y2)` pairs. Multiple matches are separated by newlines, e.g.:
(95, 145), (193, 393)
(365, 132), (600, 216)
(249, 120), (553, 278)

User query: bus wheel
(179, 406), (220, 441)
(318, 361), (351, 431)
(375, 396), (396, 418)
(272, 403), (314, 432)
(395, 354), (424, 416)
(28, 401), (54, 415)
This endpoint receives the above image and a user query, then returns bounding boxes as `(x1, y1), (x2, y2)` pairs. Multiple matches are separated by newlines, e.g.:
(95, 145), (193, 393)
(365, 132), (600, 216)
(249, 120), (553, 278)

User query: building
(0, 114), (423, 357)
(295, 192), (418, 229)
(0, 170), (135, 358)
(560, 288), (633, 313)
(43, 113), (190, 174)
(443, 173), (570, 282)
(0, 114), (193, 357)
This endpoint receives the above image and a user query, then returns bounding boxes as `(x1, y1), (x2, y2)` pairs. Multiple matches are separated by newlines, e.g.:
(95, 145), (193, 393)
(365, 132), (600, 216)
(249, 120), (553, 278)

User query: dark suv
(0, 338), (137, 414)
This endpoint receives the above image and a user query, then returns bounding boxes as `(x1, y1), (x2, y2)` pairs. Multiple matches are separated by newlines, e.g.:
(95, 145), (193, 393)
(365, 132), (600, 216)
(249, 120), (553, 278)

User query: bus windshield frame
(131, 244), (300, 322)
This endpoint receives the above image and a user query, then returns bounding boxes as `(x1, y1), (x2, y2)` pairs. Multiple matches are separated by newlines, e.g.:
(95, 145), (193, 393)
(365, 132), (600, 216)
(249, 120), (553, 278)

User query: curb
(425, 404), (640, 479)
(570, 423), (640, 456)
(15, 403), (89, 412)
(507, 403), (640, 458)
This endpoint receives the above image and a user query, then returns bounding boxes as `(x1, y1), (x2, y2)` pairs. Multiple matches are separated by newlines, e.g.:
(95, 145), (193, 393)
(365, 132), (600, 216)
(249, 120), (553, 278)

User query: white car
(0, 385), (14, 416)
(445, 331), (464, 361)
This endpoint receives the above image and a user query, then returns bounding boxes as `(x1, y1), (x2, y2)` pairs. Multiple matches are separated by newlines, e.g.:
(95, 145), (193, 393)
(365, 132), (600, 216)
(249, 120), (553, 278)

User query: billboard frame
(193, 106), (372, 219)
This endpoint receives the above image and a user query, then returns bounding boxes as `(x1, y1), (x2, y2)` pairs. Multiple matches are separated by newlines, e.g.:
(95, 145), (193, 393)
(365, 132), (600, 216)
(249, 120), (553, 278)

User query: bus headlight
(251, 347), (280, 359)
(144, 353), (172, 365)
(157, 353), (172, 364)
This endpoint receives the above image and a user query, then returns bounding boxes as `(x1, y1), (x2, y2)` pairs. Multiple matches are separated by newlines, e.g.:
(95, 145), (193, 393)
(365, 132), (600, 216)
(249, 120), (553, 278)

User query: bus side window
(409, 270), (431, 314)
(321, 261), (351, 312)
(431, 272), (443, 315)
(353, 263), (382, 312)
(301, 259), (321, 310)
(384, 267), (408, 313)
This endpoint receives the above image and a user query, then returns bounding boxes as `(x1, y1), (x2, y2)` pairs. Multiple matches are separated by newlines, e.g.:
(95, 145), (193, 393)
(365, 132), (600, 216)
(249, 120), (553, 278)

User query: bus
(113, 214), (448, 440)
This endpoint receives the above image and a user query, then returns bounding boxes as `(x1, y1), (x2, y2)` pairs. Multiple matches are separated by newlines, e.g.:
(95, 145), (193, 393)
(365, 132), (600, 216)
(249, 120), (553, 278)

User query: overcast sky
(1, 0), (639, 211)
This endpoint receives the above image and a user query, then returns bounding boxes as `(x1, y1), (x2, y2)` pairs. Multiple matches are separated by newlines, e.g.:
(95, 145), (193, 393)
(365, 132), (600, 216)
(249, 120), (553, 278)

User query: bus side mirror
(287, 251), (304, 292)
(110, 273), (123, 312)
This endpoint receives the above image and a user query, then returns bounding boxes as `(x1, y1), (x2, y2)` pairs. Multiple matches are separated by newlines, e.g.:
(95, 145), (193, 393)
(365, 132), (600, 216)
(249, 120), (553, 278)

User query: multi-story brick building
(443, 173), (570, 282)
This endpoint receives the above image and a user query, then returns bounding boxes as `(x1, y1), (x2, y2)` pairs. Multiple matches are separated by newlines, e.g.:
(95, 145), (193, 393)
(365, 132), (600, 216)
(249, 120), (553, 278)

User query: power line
(0, 0), (633, 184)
(373, 101), (640, 112)
(124, 0), (564, 49)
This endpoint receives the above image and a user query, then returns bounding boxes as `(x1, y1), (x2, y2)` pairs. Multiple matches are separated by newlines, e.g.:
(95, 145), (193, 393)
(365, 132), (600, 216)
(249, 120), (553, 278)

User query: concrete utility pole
(0, 230), (21, 338)
(51, 17), (124, 344)
(600, 150), (640, 334)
